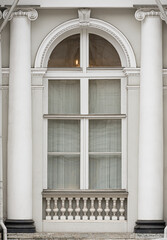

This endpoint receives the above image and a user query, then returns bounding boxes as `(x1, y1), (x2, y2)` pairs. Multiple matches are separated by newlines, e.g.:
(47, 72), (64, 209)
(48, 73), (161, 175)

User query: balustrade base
(5, 219), (36, 233)
(134, 220), (166, 233)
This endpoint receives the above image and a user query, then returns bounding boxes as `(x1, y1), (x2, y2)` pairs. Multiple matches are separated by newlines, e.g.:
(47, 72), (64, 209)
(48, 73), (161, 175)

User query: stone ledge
(0, 233), (164, 240)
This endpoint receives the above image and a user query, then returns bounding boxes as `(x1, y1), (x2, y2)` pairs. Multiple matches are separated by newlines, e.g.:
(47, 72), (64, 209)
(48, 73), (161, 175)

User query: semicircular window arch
(47, 33), (121, 68)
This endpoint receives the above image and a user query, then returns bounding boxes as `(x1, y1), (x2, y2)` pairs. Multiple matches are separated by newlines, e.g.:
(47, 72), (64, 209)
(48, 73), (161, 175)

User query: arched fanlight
(48, 34), (80, 68)
(89, 34), (121, 68)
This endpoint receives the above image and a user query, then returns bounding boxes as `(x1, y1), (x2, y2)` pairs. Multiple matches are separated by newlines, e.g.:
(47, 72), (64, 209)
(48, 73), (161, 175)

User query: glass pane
(48, 80), (80, 114)
(89, 155), (121, 189)
(89, 79), (121, 114)
(48, 120), (80, 152)
(89, 120), (121, 152)
(89, 34), (121, 67)
(48, 34), (80, 68)
(48, 155), (80, 189)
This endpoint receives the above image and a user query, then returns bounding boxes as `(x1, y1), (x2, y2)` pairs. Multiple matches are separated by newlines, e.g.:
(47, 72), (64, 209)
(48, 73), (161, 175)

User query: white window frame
(43, 29), (127, 190)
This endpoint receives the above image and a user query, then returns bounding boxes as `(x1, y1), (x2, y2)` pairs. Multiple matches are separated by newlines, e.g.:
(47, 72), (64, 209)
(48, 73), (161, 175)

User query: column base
(5, 219), (36, 233)
(134, 220), (166, 233)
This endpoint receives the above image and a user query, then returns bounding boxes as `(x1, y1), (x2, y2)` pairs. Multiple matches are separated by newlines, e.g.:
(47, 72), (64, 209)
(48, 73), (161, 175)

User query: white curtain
(48, 155), (80, 189)
(48, 80), (80, 114)
(48, 120), (80, 189)
(89, 155), (121, 189)
(89, 120), (121, 152)
(48, 79), (80, 189)
(89, 115), (121, 189)
(89, 79), (121, 114)
(48, 120), (80, 152)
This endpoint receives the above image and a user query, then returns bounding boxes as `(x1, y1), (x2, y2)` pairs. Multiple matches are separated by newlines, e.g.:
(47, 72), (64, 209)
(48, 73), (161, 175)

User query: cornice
(3, 8), (38, 21)
(135, 8), (167, 21)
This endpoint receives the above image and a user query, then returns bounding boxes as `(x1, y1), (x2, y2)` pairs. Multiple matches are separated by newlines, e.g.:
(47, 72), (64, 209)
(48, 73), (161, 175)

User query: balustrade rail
(42, 190), (128, 221)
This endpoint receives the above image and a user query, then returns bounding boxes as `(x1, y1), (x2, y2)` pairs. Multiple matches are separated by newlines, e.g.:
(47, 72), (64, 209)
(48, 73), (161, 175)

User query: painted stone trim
(78, 9), (91, 26)
(35, 18), (136, 68)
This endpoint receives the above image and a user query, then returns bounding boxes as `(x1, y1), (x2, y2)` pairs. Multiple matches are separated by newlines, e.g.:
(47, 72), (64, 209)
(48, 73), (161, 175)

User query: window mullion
(81, 28), (88, 73)
(80, 78), (89, 189)
(121, 77), (127, 114)
(80, 118), (89, 189)
(121, 77), (127, 189)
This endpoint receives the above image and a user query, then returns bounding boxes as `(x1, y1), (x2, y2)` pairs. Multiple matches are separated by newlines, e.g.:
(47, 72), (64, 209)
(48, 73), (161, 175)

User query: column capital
(135, 8), (166, 21)
(3, 8), (38, 21)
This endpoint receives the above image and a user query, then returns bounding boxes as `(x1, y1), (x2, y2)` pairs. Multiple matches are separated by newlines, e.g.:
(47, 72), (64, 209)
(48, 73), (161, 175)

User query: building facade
(0, 0), (167, 236)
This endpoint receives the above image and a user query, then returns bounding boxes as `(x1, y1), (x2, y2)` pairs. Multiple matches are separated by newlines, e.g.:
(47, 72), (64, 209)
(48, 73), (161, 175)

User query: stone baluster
(97, 197), (103, 220)
(60, 197), (66, 220)
(75, 198), (81, 220)
(90, 197), (95, 220)
(82, 197), (88, 220)
(53, 197), (59, 220)
(112, 198), (118, 220)
(68, 197), (73, 220)
(104, 197), (110, 220)
(119, 198), (125, 220)
(46, 198), (52, 220)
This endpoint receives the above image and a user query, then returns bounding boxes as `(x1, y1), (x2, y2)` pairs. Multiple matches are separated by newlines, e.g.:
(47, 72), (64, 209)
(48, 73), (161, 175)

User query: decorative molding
(126, 86), (140, 90)
(78, 9), (91, 27)
(3, 8), (38, 21)
(163, 69), (167, 75)
(89, 19), (136, 68)
(0, 11), (2, 19)
(0, 86), (9, 90)
(135, 8), (167, 21)
(36, 21), (79, 68)
(31, 68), (47, 77)
(34, 18), (136, 68)
(2, 68), (9, 77)
(32, 86), (44, 90)
(2, 68), (167, 76)
(123, 68), (140, 76)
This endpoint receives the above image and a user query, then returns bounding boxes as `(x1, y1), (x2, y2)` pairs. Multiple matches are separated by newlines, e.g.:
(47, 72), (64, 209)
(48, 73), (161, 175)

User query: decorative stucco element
(3, 8), (38, 21)
(34, 18), (136, 68)
(78, 9), (91, 26)
(135, 8), (167, 21)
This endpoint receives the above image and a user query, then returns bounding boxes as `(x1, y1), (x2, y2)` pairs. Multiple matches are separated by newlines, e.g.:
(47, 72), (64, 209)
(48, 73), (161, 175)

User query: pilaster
(3, 8), (38, 233)
(134, 8), (165, 233)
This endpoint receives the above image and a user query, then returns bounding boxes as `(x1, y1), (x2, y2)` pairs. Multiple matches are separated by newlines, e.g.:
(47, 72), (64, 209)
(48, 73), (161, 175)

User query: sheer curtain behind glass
(89, 79), (121, 189)
(48, 34), (80, 68)
(89, 34), (121, 68)
(48, 80), (80, 189)
(89, 79), (121, 114)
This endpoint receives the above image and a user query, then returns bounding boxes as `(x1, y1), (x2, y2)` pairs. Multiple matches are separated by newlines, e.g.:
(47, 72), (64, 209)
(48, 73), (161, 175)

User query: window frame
(43, 29), (127, 190)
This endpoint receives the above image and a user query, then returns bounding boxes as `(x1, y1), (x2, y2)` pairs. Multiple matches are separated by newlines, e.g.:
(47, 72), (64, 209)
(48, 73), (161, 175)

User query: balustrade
(42, 190), (128, 221)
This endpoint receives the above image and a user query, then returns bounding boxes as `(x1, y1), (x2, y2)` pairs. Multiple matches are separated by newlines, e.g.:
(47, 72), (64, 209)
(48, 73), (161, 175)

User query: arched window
(48, 34), (80, 68)
(89, 34), (121, 67)
(45, 31), (126, 190)
(47, 33), (121, 68)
